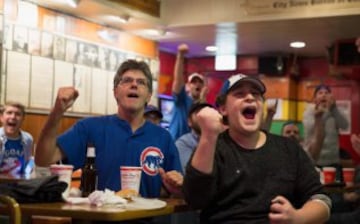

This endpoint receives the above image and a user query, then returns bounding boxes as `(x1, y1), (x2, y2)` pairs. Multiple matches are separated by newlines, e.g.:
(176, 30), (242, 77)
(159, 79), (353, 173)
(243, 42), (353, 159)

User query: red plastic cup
(342, 168), (355, 187)
(322, 167), (336, 184)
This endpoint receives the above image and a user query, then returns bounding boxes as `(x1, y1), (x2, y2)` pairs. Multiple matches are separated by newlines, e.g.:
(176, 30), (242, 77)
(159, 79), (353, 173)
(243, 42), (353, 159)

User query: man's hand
(177, 44), (189, 55)
(159, 168), (183, 197)
(197, 106), (224, 137)
(269, 196), (298, 224)
(326, 94), (336, 110)
(267, 99), (278, 117)
(314, 102), (325, 118)
(54, 87), (79, 114)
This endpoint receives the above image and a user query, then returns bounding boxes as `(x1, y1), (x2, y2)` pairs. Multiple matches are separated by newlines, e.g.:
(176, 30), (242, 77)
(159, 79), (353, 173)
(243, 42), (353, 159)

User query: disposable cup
(342, 167), (355, 187)
(49, 164), (74, 198)
(33, 166), (51, 178)
(120, 166), (142, 194)
(322, 167), (336, 184)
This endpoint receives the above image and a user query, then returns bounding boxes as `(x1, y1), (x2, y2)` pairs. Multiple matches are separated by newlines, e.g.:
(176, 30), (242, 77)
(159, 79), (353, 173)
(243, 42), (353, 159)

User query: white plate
(126, 197), (167, 210)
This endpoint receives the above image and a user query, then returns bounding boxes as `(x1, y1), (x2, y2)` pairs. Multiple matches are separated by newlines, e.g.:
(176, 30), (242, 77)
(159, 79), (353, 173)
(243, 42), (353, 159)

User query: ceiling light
(206, 46), (217, 52)
(290, 41), (306, 48)
(143, 29), (167, 36)
(66, 0), (80, 8)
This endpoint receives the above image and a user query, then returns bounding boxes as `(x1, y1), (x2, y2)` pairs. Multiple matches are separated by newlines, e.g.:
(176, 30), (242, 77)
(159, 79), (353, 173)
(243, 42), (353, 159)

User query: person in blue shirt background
(0, 101), (33, 175)
(168, 44), (208, 141)
(176, 102), (213, 173)
(35, 59), (183, 198)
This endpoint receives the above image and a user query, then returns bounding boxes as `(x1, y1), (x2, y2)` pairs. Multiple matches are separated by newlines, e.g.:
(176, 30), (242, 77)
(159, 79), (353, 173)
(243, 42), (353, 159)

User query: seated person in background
(183, 74), (331, 223)
(176, 102), (214, 173)
(281, 121), (302, 142)
(169, 43), (208, 141)
(303, 84), (347, 167)
(0, 101), (33, 175)
(144, 104), (163, 126)
(35, 59), (183, 198)
(282, 120), (325, 163)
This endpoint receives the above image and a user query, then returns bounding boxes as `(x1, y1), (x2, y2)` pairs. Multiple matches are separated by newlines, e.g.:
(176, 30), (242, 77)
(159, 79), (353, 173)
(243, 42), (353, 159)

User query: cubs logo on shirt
(140, 146), (164, 176)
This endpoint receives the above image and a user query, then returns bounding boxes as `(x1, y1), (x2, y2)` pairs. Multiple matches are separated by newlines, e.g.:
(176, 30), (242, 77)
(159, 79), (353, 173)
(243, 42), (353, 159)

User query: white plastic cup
(49, 164), (74, 198)
(120, 166), (142, 194)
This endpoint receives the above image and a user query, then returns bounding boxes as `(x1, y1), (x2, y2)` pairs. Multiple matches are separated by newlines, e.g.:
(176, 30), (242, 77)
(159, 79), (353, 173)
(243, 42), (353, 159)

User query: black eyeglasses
(119, 76), (148, 88)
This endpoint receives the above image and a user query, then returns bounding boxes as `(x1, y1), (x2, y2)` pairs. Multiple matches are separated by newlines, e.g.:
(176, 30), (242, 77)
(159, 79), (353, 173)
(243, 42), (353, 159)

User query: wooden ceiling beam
(107, 0), (160, 17)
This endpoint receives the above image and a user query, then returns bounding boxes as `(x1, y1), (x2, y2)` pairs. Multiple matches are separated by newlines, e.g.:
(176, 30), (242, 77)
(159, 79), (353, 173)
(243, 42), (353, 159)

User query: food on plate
(116, 188), (139, 199)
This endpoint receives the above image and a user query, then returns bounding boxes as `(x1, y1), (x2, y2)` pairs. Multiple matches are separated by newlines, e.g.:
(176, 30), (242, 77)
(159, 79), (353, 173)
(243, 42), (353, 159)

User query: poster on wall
(3, 23), (13, 50)
(53, 60), (74, 105)
(72, 65), (91, 113)
(107, 71), (117, 114)
(6, 51), (30, 106)
(336, 100), (351, 135)
(91, 68), (107, 114)
(65, 39), (78, 63)
(0, 15), (3, 43)
(28, 29), (41, 55)
(53, 35), (66, 60)
(13, 25), (28, 53)
(30, 56), (54, 109)
(41, 31), (54, 58)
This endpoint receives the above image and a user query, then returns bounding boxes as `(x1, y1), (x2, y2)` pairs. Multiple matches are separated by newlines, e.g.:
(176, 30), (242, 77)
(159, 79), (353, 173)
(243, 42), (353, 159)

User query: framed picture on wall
(65, 39), (78, 63)
(13, 25), (28, 53)
(53, 35), (66, 60)
(28, 29), (41, 55)
(41, 31), (54, 58)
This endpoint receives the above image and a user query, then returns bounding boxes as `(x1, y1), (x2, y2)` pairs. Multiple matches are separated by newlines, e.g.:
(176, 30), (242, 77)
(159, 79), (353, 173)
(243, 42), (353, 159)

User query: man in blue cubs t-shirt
(35, 60), (183, 198)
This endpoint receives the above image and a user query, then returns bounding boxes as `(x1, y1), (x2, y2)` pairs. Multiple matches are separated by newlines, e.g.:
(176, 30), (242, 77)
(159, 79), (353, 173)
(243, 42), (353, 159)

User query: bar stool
(0, 195), (21, 224)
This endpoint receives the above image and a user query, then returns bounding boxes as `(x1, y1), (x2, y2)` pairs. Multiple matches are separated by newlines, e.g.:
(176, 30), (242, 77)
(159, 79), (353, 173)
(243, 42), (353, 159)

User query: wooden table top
(0, 198), (190, 221)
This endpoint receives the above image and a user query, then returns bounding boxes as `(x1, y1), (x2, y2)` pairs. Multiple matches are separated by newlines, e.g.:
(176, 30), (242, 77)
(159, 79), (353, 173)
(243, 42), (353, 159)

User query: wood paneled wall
(21, 113), (80, 145)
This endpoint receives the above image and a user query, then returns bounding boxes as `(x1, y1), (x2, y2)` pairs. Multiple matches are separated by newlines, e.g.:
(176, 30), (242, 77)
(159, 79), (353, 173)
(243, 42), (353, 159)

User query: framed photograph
(28, 29), (41, 55)
(41, 32), (54, 58)
(53, 35), (66, 60)
(13, 26), (28, 53)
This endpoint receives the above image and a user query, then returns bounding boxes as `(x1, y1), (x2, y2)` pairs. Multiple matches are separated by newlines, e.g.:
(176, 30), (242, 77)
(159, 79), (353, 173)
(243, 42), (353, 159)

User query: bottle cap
(87, 147), (96, 157)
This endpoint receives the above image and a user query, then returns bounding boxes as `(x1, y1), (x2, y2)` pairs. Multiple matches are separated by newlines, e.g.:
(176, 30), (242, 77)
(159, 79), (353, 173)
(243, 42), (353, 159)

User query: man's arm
(172, 44), (188, 95)
(35, 87), (78, 166)
(191, 107), (223, 174)
(261, 99), (277, 131)
(327, 94), (348, 130)
(269, 195), (330, 224)
(306, 105), (325, 162)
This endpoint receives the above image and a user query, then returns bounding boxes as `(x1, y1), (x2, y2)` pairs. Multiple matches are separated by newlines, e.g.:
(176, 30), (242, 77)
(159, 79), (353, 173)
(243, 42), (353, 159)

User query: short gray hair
(113, 59), (153, 92)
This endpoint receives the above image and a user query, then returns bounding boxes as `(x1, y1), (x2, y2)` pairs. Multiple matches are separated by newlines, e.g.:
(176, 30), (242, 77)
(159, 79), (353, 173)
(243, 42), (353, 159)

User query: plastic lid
(87, 147), (96, 157)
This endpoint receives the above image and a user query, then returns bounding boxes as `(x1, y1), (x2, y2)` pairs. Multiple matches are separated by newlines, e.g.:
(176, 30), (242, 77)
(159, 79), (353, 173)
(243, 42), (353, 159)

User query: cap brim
(229, 77), (266, 94)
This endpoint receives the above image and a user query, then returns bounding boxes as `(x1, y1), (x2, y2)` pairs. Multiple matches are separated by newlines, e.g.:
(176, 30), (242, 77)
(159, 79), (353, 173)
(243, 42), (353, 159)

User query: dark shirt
(183, 131), (327, 224)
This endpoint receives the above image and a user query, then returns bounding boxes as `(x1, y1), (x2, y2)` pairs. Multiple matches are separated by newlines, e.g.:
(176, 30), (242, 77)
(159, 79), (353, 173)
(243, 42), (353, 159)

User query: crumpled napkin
(66, 189), (128, 207)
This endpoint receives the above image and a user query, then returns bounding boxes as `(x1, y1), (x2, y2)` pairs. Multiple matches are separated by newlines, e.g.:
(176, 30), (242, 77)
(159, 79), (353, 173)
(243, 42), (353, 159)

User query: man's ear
(218, 104), (226, 116)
